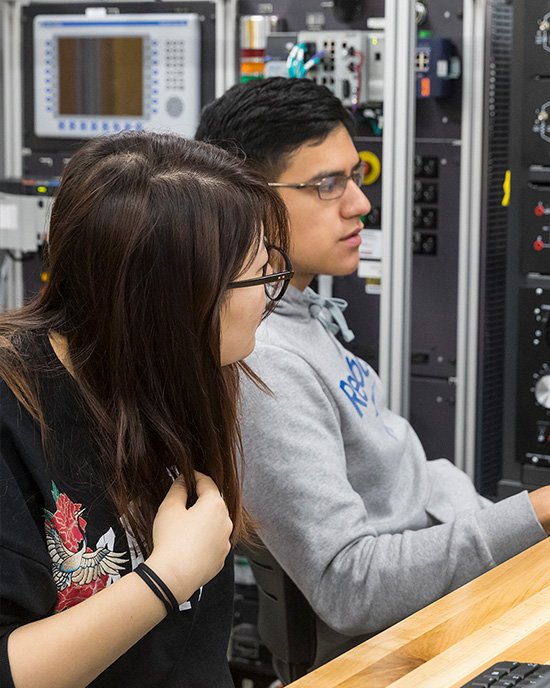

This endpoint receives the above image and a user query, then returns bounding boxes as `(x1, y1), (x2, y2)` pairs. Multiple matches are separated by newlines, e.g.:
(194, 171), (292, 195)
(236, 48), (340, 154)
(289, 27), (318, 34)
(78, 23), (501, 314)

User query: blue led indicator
(136, 122), (143, 130)
(58, 121), (65, 130)
(80, 122), (87, 130)
(153, 80), (158, 85)
(153, 89), (158, 94)
(152, 109), (158, 114)
(114, 123), (120, 131)
(102, 123), (109, 131)
(124, 123), (132, 130)
(91, 122), (98, 130)
(69, 122), (76, 130)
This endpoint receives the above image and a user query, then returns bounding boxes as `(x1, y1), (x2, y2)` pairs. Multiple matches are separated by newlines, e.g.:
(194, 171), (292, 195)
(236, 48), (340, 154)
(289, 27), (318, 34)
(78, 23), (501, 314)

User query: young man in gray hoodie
(196, 77), (550, 673)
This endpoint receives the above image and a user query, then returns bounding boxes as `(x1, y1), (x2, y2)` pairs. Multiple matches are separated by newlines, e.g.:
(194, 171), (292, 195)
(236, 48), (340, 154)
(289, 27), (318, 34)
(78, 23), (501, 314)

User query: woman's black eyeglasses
(228, 245), (294, 303)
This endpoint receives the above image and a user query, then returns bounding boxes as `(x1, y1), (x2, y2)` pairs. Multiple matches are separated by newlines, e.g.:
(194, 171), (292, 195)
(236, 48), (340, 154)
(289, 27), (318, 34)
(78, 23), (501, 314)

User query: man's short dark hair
(195, 77), (356, 179)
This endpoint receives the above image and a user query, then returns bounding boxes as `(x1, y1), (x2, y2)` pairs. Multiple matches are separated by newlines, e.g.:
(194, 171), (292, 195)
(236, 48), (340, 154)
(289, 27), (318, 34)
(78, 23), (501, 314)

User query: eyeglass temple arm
(268, 182), (313, 189)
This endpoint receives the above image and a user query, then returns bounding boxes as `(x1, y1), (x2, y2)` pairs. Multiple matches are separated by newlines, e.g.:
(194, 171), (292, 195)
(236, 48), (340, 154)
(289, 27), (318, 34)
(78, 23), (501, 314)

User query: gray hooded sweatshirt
(240, 285), (546, 670)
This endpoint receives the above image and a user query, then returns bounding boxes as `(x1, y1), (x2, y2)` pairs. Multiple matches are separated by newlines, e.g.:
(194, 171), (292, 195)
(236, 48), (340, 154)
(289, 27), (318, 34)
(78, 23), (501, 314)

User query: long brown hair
(0, 131), (288, 553)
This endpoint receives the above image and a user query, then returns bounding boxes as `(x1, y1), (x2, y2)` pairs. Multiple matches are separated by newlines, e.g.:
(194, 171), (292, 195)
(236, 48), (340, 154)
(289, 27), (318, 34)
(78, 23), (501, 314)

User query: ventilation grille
(476, 0), (513, 495)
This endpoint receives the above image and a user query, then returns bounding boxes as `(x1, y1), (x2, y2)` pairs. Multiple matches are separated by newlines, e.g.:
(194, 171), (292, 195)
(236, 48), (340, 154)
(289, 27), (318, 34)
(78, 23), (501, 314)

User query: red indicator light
(535, 205), (546, 216)
(534, 239), (545, 251)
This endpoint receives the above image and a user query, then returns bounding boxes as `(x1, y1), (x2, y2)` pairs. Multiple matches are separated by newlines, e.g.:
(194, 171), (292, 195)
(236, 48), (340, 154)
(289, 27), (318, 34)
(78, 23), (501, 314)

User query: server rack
(499, 0), (550, 497)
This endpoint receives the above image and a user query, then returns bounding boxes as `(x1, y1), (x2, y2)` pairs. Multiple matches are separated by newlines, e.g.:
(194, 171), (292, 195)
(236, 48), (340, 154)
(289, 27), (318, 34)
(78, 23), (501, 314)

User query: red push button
(535, 205), (546, 216)
(534, 239), (545, 251)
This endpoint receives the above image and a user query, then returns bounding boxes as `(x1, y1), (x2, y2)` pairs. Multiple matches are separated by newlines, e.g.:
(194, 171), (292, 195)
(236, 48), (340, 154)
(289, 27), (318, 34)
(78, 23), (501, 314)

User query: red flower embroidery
(55, 570), (108, 612)
(52, 493), (87, 552)
(45, 482), (128, 613)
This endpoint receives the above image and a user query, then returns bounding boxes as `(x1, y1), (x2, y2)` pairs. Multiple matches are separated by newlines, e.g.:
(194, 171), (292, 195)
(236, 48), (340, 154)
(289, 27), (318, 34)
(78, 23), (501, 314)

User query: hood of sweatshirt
(270, 285), (313, 321)
(271, 285), (356, 343)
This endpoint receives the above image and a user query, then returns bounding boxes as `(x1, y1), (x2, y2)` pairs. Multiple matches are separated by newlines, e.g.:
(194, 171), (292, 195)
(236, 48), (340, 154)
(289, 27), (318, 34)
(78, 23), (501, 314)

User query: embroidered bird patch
(44, 482), (128, 612)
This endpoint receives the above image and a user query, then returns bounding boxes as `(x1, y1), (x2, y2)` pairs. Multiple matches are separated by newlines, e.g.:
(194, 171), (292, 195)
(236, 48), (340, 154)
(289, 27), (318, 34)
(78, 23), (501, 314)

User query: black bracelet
(139, 563), (179, 611)
(134, 563), (178, 614)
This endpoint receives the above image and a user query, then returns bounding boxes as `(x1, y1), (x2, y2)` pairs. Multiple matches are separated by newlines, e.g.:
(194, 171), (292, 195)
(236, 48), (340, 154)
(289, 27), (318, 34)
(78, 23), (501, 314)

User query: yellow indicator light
(502, 169), (511, 207)
(37, 186), (47, 193)
(372, 37), (378, 45)
(240, 62), (265, 74)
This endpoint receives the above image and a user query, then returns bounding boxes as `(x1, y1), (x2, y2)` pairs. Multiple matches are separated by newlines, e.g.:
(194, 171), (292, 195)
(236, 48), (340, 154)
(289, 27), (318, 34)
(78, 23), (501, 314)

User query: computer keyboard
(460, 662), (550, 687)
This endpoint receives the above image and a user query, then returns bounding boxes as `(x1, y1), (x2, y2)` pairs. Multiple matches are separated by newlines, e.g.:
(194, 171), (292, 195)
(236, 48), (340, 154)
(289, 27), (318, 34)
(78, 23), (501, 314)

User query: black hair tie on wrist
(134, 563), (179, 614)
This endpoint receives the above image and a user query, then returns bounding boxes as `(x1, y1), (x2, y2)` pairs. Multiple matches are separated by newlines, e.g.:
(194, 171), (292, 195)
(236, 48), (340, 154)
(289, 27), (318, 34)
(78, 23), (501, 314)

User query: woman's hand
(145, 471), (233, 603)
(7, 471), (232, 688)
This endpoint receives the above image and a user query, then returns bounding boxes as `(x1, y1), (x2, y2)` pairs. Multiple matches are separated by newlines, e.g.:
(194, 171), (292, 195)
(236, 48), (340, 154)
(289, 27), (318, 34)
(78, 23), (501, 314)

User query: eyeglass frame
(227, 245), (294, 302)
(268, 160), (366, 201)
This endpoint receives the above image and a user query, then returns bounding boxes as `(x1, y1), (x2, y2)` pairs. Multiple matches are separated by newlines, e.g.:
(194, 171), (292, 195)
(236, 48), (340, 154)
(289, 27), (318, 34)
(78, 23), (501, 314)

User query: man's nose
(344, 179), (372, 217)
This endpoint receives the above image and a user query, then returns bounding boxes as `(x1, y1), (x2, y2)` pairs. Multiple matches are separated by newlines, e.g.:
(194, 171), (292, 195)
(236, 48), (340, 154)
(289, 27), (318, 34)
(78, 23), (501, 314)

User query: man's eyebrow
(306, 159), (362, 183)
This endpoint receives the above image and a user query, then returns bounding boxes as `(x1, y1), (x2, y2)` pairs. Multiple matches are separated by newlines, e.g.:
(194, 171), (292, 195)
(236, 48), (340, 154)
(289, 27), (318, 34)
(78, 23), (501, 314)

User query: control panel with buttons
(516, 286), (550, 466)
(521, 188), (550, 275)
(32, 13), (200, 139)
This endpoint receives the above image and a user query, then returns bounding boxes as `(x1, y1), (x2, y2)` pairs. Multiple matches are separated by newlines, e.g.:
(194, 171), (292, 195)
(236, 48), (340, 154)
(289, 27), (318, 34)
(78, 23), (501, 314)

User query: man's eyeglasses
(228, 245), (294, 302)
(268, 161), (366, 201)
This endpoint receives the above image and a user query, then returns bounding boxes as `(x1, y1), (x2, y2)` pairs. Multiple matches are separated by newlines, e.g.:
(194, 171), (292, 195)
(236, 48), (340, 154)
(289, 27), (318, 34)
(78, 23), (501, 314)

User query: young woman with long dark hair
(0, 131), (292, 688)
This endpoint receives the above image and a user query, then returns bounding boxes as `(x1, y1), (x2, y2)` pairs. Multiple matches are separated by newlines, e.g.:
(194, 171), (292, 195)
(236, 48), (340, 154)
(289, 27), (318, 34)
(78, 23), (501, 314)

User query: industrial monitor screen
(33, 13), (201, 139)
(58, 37), (143, 117)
